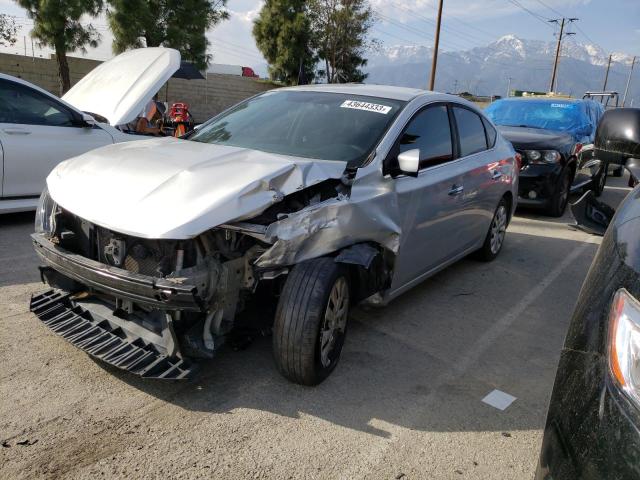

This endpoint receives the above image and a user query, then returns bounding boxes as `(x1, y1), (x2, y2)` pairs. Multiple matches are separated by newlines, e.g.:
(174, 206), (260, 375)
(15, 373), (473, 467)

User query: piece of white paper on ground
(482, 389), (517, 411)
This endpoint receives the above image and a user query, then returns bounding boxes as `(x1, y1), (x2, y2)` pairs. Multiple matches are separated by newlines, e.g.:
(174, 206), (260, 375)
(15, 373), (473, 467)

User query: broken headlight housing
(34, 187), (57, 238)
(524, 150), (561, 164)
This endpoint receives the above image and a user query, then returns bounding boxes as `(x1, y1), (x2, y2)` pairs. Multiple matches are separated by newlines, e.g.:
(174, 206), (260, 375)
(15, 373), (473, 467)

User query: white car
(0, 48), (181, 213)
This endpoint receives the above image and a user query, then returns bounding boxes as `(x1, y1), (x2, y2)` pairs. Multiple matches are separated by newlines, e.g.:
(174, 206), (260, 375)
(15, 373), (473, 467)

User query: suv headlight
(34, 187), (57, 237)
(608, 288), (640, 407)
(524, 150), (561, 164)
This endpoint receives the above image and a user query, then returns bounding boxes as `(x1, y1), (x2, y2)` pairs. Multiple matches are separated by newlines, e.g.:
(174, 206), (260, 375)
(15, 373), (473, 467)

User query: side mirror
(595, 108), (640, 175)
(81, 113), (97, 128)
(397, 149), (420, 176)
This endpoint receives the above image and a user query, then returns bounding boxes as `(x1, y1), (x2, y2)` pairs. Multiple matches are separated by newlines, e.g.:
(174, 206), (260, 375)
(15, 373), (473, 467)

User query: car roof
(279, 83), (432, 101)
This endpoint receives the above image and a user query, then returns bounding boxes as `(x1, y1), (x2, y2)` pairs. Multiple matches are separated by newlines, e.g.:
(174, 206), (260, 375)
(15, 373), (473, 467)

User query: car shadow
(102, 229), (601, 438)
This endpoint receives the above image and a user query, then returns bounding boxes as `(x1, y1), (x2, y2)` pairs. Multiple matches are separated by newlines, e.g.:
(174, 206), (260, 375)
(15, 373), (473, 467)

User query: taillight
(574, 143), (583, 155)
(608, 288), (640, 407)
(515, 152), (522, 170)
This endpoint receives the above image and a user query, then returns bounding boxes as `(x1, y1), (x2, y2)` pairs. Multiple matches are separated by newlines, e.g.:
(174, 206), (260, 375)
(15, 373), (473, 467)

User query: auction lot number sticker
(341, 100), (392, 114)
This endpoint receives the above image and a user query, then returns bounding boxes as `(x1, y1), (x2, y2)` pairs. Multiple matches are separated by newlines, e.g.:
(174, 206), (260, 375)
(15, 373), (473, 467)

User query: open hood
(62, 48), (181, 126)
(46, 139), (346, 239)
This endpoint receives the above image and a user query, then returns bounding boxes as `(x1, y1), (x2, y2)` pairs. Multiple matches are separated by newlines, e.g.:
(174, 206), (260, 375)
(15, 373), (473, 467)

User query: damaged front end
(30, 170), (397, 379)
(31, 191), (272, 379)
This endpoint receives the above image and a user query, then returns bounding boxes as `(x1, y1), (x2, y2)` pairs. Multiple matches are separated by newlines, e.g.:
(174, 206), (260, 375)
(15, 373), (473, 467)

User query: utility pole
(429, 0), (444, 91)
(623, 56), (636, 107)
(603, 54), (612, 91)
(453, 79), (458, 94)
(548, 18), (578, 93)
(506, 76), (513, 97)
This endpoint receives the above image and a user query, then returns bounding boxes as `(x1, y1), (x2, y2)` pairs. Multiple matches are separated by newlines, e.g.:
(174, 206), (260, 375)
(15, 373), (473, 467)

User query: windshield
(189, 90), (406, 166)
(485, 99), (591, 135)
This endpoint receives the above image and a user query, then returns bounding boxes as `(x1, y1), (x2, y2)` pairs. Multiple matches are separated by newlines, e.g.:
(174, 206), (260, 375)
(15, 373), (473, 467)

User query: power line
(504, 0), (555, 28)
(530, 0), (566, 18)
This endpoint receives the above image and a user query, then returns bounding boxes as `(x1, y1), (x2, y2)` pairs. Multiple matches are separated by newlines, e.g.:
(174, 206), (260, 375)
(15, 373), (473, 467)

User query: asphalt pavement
(0, 175), (633, 480)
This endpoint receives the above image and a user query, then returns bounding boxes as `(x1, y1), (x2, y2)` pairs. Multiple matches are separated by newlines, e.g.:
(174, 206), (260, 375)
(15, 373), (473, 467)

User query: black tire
(273, 258), (351, 386)
(593, 162), (608, 197)
(546, 168), (572, 217)
(476, 198), (509, 262)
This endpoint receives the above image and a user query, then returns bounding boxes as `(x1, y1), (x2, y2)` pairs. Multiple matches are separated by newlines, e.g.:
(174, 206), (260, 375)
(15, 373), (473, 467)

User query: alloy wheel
(319, 277), (349, 368)
(490, 205), (508, 255)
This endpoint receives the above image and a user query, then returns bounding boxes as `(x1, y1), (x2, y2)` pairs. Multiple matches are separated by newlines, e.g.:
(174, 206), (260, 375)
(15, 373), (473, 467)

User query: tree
(15, 0), (103, 95)
(309, 0), (374, 83)
(253, 0), (315, 85)
(106, 0), (228, 70)
(0, 14), (18, 47)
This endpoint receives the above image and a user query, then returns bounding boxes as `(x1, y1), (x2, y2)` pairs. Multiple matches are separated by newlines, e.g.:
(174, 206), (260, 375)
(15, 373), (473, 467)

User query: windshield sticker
(340, 100), (392, 114)
(550, 103), (572, 108)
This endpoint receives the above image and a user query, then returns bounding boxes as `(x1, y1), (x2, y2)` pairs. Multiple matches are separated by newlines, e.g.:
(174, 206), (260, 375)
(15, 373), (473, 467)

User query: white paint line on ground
(482, 389), (517, 411)
(339, 241), (592, 480)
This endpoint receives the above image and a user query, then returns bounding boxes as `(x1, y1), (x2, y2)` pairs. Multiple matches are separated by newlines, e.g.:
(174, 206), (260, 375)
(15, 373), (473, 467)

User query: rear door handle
(448, 185), (464, 196)
(2, 128), (31, 135)
(491, 170), (503, 180)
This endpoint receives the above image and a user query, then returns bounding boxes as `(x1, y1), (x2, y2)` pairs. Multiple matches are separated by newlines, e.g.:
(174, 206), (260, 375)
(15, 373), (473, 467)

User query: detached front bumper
(32, 233), (203, 312)
(30, 290), (193, 379)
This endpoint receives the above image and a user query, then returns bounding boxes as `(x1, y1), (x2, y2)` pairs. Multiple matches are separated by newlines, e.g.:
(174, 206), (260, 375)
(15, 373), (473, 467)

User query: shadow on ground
(101, 228), (600, 438)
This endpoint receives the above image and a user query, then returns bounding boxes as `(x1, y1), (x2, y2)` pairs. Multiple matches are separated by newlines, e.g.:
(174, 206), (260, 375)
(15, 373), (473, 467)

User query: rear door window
(399, 104), (454, 169)
(482, 117), (497, 149)
(453, 106), (488, 157)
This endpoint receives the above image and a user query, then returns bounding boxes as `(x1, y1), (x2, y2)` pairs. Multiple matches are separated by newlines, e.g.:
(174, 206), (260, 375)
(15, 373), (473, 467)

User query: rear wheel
(546, 168), (572, 217)
(273, 258), (351, 386)
(476, 198), (509, 262)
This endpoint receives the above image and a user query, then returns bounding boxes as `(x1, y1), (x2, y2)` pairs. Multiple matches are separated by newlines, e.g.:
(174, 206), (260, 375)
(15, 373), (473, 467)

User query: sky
(0, 0), (638, 76)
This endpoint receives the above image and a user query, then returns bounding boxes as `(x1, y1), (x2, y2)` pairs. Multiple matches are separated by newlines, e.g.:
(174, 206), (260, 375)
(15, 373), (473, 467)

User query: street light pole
(429, 0), (444, 91)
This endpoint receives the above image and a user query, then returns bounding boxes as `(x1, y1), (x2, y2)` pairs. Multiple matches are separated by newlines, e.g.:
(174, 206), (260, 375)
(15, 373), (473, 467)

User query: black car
(485, 97), (606, 216)
(536, 108), (640, 479)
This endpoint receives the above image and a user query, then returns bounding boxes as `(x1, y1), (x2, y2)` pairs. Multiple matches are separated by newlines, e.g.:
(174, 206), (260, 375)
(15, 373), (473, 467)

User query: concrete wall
(0, 52), (277, 123)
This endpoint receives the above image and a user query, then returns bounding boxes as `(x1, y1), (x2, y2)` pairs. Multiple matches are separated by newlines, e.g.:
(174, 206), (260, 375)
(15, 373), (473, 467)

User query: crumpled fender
(254, 168), (402, 268)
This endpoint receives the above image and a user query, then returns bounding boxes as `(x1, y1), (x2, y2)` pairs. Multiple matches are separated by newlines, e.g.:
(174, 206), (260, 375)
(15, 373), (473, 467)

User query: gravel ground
(0, 175), (632, 480)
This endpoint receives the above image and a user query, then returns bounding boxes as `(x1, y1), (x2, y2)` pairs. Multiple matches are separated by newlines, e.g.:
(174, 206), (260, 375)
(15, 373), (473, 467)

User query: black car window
(453, 106), (488, 157)
(0, 79), (75, 127)
(482, 117), (497, 149)
(399, 104), (453, 169)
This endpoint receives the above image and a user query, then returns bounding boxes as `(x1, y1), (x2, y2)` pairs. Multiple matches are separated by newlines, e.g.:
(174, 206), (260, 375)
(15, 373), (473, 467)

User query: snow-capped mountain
(365, 35), (638, 104)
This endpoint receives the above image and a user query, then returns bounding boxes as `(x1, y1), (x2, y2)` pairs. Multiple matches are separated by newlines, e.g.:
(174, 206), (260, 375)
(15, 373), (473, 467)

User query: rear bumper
(32, 233), (203, 311)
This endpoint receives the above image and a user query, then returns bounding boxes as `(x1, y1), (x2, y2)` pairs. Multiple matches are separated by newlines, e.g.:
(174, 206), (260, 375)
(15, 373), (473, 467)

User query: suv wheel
(546, 168), (572, 217)
(476, 198), (509, 262)
(593, 162), (608, 197)
(273, 258), (350, 386)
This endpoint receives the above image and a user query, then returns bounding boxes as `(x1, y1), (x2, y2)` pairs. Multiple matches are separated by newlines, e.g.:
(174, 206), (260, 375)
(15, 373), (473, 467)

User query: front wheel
(476, 198), (509, 262)
(546, 168), (572, 217)
(273, 258), (351, 386)
(593, 162), (608, 197)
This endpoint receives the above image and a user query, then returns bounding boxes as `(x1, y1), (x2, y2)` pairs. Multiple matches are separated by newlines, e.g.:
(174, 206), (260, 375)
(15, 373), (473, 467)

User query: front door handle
(2, 128), (31, 135)
(448, 184), (464, 196)
(491, 170), (503, 180)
